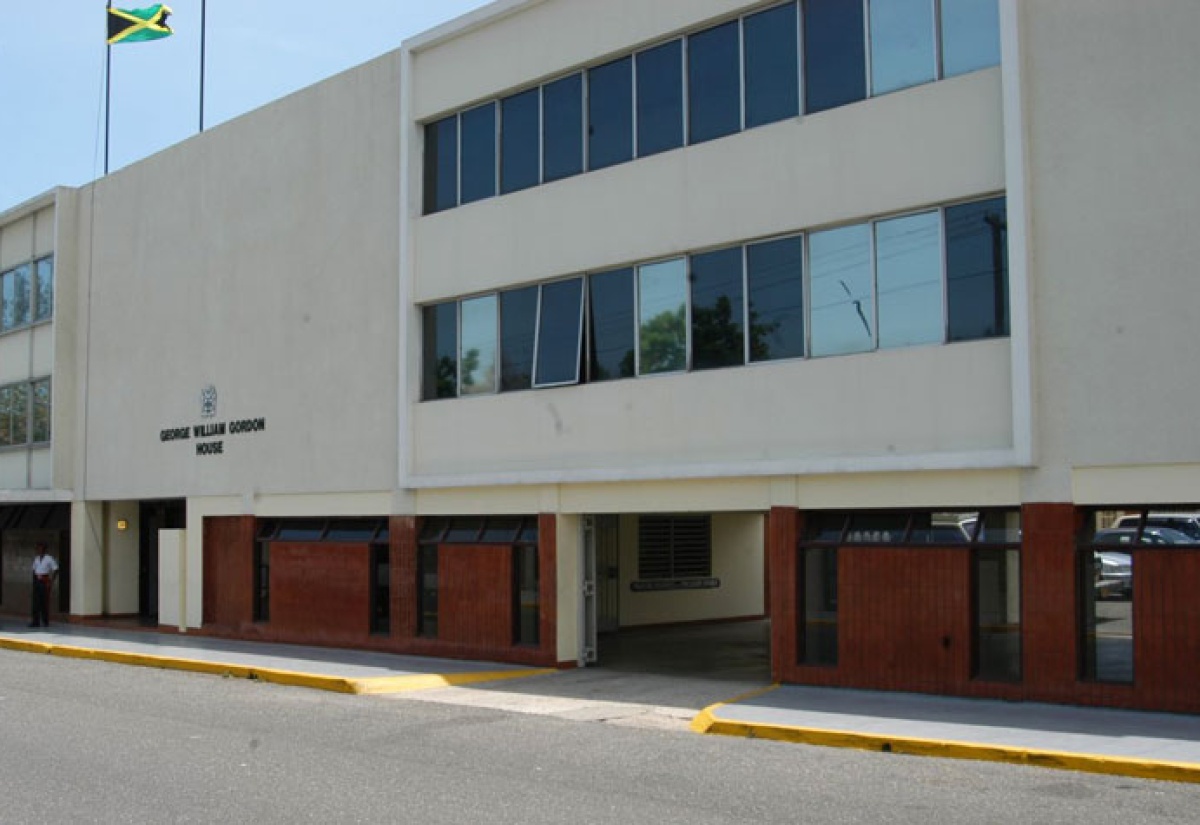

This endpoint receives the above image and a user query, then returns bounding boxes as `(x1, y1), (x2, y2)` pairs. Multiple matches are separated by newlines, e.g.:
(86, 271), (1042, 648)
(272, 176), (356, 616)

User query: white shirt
(32, 554), (58, 577)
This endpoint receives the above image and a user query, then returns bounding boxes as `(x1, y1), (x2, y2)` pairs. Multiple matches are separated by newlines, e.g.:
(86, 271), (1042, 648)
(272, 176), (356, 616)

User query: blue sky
(0, 0), (493, 209)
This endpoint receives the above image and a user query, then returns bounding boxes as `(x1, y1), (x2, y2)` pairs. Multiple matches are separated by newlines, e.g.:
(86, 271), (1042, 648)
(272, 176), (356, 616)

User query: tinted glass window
(870, 0), (936, 95)
(941, 0), (1001, 77)
(2, 264), (31, 331)
(688, 21), (741, 144)
(460, 102), (497, 205)
(637, 39), (684, 157)
(422, 302), (458, 400)
(810, 223), (874, 357)
(501, 89), (540, 194)
(588, 57), (633, 170)
(638, 258), (688, 374)
(500, 286), (538, 391)
(34, 257), (53, 321)
(543, 73), (584, 182)
(875, 211), (943, 349)
(423, 116), (458, 214)
(946, 197), (1008, 341)
(804, 0), (866, 114)
(747, 235), (805, 362)
(31, 379), (50, 443)
(690, 246), (745, 370)
(535, 278), (584, 386)
(744, 2), (800, 128)
(588, 267), (636, 382)
(459, 295), (498, 395)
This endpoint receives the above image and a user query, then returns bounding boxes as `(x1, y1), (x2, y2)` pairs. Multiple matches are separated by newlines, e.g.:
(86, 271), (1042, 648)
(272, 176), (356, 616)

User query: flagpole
(199, 0), (207, 132)
(104, 1), (112, 175)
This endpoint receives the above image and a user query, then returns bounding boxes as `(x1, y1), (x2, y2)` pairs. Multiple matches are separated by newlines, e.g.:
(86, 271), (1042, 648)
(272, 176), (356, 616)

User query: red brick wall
(202, 516), (255, 629)
(537, 513), (558, 663)
(438, 544), (513, 649)
(1020, 503), (1081, 703)
(269, 542), (370, 643)
(1133, 548), (1200, 712)
(768, 507), (799, 683)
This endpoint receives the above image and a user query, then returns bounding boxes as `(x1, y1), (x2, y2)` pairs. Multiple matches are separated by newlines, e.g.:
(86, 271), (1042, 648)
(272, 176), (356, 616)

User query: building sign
(630, 577), (720, 593)
(158, 386), (267, 456)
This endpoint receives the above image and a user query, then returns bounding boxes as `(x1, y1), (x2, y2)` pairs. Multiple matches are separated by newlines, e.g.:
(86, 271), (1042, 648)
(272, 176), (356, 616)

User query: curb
(0, 635), (552, 695)
(692, 692), (1200, 785)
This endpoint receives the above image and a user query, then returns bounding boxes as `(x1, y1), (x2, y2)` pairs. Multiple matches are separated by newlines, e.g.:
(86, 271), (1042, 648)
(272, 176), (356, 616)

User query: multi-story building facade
(4, 0), (1200, 713)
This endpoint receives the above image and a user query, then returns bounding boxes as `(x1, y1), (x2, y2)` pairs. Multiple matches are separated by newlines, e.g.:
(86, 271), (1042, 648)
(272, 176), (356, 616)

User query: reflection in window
(460, 102), (497, 205)
(588, 267), (636, 382)
(534, 278), (584, 386)
(870, 0), (937, 95)
(638, 259), (688, 375)
(1, 263), (32, 332)
(690, 246), (745, 370)
(947, 197), (1008, 341)
(459, 295), (498, 395)
(688, 21), (741, 144)
(804, 0), (866, 114)
(422, 302), (458, 400)
(34, 256), (53, 322)
(501, 89), (540, 194)
(31, 379), (50, 443)
(747, 235), (804, 362)
(875, 211), (943, 349)
(800, 547), (838, 666)
(942, 0), (1001, 78)
(1080, 549), (1133, 684)
(974, 547), (1021, 682)
(809, 224), (874, 357)
(543, 73), (584, 182)
(500, 286), (538, 392)
(744, 2), (800, 128)
(370, 544), (390, 635)
(636, 40), (684, 157)
(418, 545), (438, 638)
(587, 57), (633, 171)
(422, 115), (457, 214)
(515, 545), (540, 645)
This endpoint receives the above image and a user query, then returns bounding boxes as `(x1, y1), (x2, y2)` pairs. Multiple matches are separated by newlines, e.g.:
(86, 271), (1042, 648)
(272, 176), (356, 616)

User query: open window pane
(543, 73), (584, 182)
(460, 102), (497, 204)
(636, 39), (684, 157)
(423, 116), (458, 214)
(744, 2), (800, 128)
(587, 57), (633, 170)
(869, 0), (937, 95)
(501, 89), (540, 194)
(422, 303), (458, 400)
(747, 235), (805, 362)
(688, 20), (741, 144)
(637, 259), (688, 375)
(804, 0), (867, 114)
(810, 224), (874, 357)
(941, 0), (1001, 77)
(459, 295), (498, 395)
(534, 278), (584, 386)
(875, 211), (943, 349)
(500, 286), (538, 392)
(690, 246), (745, 370)
(588, 267), (636, 382)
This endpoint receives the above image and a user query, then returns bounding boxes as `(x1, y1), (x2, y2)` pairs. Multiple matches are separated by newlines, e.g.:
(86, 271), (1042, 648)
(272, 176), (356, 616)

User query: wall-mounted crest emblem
(200, 385), (218, 419)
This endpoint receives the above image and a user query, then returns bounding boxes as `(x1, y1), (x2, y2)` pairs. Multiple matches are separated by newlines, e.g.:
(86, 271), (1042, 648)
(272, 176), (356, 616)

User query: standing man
(29, 543), (58, 628)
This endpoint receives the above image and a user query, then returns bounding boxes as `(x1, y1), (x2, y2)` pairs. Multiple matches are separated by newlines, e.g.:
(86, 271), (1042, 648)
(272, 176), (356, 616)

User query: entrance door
(139, 500), (185, 622)
(594, 515), (620, 633)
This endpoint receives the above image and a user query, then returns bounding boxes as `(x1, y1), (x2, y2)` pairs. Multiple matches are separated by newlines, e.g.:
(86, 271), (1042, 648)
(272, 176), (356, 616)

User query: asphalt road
(1, 650), (1198, 824)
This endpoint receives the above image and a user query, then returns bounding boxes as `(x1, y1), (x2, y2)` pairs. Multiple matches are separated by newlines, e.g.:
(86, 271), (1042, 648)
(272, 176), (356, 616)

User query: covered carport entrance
(580, 512), (769, 680)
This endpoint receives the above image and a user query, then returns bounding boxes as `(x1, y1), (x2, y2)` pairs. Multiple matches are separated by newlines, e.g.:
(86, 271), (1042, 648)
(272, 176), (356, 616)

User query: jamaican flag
(107, 5), (174, 45)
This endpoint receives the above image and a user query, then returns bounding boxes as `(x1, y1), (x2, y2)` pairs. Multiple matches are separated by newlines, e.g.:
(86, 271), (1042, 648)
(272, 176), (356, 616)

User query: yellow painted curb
(691, 683), (781, 733)
(696, 711), (1200, 785)
(0, 635), (552, 697)
(349, 668), (555, 695)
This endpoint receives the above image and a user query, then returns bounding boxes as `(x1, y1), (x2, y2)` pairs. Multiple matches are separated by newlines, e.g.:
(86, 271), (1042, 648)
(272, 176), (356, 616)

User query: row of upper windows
(422, 195), (1007, 400)
(0, 256), (54, 333)
(0, 377), (51, 448)
(423, 0), (1001, 214)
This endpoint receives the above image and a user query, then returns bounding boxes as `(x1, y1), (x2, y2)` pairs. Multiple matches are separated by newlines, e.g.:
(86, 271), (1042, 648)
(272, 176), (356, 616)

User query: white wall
(107, 500), (139, 614)
(157, 529), (186, 629)
(75, 54), (402, 502)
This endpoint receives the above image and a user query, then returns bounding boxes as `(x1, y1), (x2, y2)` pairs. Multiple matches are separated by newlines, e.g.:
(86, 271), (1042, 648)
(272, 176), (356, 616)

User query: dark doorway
(139, 499), (185, 623)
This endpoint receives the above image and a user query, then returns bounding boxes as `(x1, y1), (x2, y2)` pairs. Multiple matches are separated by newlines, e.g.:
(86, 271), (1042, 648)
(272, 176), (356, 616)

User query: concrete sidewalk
(4, 621), (1200, 784)
(693, 684), (1200, 784)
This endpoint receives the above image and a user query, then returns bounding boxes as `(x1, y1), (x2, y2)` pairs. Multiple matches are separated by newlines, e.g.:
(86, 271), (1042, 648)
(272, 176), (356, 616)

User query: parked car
(1093, 550), (1132, 599)
(1093, 526), (1192, 545)
(1113, 513), (1200, 542)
